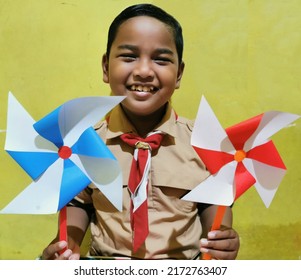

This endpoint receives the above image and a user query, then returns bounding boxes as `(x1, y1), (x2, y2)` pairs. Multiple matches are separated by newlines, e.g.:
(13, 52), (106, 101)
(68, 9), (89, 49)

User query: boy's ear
(175, 61), (185, 89)
(102, 54), (109, 83)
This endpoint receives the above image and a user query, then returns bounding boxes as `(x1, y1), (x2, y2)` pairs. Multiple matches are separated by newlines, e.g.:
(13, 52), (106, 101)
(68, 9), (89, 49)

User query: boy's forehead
(119, 15), (167, 28)
(115, 16), (174, 42)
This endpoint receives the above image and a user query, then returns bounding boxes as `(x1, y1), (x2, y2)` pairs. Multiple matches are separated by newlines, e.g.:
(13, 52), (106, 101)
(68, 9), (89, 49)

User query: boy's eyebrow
(117, 44), (175, 56)
(155, 48), (174, 56)
(117, 44), (139, 52)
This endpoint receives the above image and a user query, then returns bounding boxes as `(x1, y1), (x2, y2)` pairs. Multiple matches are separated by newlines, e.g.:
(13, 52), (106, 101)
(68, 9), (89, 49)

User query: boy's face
(102, 16), (184, 117)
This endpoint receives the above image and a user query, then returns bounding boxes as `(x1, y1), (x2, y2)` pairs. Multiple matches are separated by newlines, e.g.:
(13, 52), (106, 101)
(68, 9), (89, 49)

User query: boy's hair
(106, 3), (184, 64)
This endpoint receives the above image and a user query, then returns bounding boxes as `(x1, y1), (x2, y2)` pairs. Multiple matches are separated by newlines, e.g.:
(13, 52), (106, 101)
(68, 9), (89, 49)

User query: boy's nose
(133, 59), (154, 79)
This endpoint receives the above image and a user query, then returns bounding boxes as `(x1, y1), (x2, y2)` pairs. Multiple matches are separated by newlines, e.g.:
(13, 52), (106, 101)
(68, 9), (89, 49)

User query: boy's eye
(154, 57), (172, 65)
(119, 54), (137, 62)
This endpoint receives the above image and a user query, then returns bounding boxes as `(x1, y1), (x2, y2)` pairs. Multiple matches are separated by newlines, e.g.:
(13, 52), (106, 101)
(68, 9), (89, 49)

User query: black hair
(105, 3), (184, 64)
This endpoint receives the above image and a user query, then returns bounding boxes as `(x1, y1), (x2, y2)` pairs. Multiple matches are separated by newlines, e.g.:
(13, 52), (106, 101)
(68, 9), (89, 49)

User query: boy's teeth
(130, 85), (154, 92)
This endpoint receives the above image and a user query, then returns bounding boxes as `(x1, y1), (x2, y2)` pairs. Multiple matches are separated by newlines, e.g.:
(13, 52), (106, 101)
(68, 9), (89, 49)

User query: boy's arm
(41, 206), (90, 260)
(66, 206), (90, 246)
(200, 205), (233, 237)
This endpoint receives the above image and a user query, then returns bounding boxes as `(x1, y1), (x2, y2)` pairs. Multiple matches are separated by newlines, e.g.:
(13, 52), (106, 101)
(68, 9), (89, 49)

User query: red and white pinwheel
(183, 95), (299, 207)
(182, 96), (300, 259)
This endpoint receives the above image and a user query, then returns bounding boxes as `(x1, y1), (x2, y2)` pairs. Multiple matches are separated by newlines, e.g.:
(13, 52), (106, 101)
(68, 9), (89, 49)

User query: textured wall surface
(0, 0), (300, 259)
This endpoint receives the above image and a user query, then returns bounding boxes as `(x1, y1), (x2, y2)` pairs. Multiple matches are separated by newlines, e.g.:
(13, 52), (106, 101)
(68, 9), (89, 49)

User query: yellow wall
(0, 0), (300, 259)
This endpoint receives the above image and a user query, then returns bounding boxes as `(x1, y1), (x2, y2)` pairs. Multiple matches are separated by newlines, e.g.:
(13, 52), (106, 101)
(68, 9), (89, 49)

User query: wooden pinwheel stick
(202, 205), (227, 260)
(59, 205), (67, 255)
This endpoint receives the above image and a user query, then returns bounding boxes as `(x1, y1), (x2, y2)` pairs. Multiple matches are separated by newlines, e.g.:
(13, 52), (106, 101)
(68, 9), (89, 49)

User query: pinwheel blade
(35, 96), (125, 146)
(6, 151), (59, 180)
(192, 95), (235, 153)
(243, 158), (286, 208)
(71, 127), (114, 158)
(244, 111), (300, 151)
(57, 159), (91, 210)
(71, 154), (123, 211)
(5, 92), (57, 153)
(0, 160), (64, 214)
(70, 127), (123, 211)
(5, 92), (59, 179)
(182, 162), (237, 206)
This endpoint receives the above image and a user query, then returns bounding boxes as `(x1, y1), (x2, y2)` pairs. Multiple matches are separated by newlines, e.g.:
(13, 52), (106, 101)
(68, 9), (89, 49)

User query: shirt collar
(106, 102), (177, 140)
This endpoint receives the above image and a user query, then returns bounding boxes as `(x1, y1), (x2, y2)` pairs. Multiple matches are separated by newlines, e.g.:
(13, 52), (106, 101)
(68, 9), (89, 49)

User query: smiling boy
(42, 3), (240, 260)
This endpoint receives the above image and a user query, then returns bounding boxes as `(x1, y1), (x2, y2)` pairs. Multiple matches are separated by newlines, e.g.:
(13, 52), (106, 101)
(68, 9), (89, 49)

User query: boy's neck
(121, 104), (167, 137)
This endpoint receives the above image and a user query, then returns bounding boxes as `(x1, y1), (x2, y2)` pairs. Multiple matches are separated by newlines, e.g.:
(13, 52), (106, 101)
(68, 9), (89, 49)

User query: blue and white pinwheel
(1, 92), (125, 214)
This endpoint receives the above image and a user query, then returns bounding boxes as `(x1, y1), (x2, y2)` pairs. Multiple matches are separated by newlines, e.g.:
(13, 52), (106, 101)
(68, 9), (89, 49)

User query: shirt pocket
(151, 186), (197, 214)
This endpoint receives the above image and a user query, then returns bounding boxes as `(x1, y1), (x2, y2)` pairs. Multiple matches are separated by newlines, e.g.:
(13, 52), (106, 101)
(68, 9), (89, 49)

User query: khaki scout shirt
(75, 103), (210, 259)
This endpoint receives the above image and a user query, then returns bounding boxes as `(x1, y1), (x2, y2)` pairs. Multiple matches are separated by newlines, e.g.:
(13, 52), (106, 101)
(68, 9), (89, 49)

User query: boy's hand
(41, 240), (80, 260)
(200, 227), (240, 260)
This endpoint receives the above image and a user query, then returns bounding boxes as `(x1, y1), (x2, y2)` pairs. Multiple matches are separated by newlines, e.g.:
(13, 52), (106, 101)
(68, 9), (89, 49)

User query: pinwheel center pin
(234, 150), (246, 162)
(58, 146), (72, 159)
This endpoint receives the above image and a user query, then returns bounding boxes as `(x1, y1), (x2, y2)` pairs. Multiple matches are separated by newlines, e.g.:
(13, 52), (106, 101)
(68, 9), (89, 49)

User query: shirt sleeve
(197, 202), (212, 215)
(67, 186), (95, 219)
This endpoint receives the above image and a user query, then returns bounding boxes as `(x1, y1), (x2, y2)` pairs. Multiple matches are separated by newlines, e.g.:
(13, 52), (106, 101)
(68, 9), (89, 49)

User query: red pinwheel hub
(234, 150), (246, 162)
(58, 146), (72, 159)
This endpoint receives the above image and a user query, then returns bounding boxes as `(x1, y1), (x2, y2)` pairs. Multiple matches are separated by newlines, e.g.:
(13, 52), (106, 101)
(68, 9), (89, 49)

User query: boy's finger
(42, 241), (67, 259)
(208, 229), (237, 239)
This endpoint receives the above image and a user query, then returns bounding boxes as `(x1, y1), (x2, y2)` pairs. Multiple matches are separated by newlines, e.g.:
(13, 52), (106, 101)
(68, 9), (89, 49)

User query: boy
(42, 3), (239, 260)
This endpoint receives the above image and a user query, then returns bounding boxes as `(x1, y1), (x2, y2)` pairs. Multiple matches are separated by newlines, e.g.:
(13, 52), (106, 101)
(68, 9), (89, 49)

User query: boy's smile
(128, 85), (156, 94)
(102, 16), (184, 119)
(127, 84), (158, 98)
